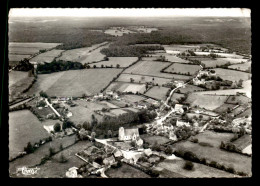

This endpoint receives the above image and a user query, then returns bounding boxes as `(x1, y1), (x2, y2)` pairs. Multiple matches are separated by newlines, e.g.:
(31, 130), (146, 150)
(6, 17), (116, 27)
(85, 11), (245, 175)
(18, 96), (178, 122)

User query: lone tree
(183, 161), (194, 170)
(24, 142), (34, 154)
(107, 130), (113, 138)
(54, 123), (61, 132)
(116, 64), (120, 68)
(39, 91), (48, 98)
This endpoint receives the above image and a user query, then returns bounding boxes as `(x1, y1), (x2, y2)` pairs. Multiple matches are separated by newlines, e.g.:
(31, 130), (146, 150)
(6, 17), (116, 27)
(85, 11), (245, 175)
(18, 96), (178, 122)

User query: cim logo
(17, 166), (40, 176)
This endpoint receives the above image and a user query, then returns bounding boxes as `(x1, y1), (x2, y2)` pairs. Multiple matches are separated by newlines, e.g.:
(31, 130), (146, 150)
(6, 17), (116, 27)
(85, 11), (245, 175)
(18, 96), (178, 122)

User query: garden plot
(164, 63), (201, 75)
(117, 73), (172, 86)
(9, 110), (50, 160)
(106, 82), (146, 94)
(89, 57), (138, 68)
(171, 93), (185, 103)
(57, 42), (108, 64)
(177, 84), (205, 94)
(29, 49), (64, 64)
(157, 159), (236, 178)
(28, 69), (122, 97)
(145, 86), (170, 100)
(124, 60), (177, 79)
(228, 62), (251, 72)
(141, 134), (171, 145)
(185, 93), (228, 110)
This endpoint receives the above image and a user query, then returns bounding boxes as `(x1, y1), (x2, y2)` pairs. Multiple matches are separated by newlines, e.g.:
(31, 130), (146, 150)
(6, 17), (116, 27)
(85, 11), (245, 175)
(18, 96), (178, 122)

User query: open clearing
(172, 135), (252, 176)
(28, 69), (122, 97)
(9, 110), (50, 160)
(157, 159), (236, 178)
(228, 62), (251, 72)
(117, 73), (172, 86)
(105, 163), (150, 178)
(124, 60), (178, 79)
(9, 42), (62, 55)
(145, 86), (170, 100)
(89, 57), (138, 68)
(164, 63), (201, 75)
(29, 49), (64, 64)
(212, 68), (251, 81)
(56, 42), (108, 64)
(185, 93), (228, 110)
(106, 82), (146, 94)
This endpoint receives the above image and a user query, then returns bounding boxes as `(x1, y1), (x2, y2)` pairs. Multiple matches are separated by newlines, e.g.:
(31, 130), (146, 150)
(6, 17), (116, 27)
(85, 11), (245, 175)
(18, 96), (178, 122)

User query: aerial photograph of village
(8, 8), (252, 178)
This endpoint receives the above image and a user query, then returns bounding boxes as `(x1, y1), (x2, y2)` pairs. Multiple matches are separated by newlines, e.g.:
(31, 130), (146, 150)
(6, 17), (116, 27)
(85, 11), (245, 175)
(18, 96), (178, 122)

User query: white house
(174, 81), (185, 88)
(106, 90), (114, 96)
(176, 120), (190, 127)
(118, 127), (139, 141)
(174, 104), (184, 114)
(67, 112), (73, 118)
(169, 131), (177, 141)
(65, 167), (78, 178)
(193, 77), (205, 86)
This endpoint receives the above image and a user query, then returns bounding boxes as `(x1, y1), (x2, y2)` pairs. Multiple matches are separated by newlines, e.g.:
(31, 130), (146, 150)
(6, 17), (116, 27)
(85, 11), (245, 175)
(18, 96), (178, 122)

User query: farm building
(103, 156), (116, 165)
(118, 127), (140, 141)
(174, 81), (185, 87)
(174, 104), (184, 114)
(176, 120), (190, 127)
(193, 77), (205, 86)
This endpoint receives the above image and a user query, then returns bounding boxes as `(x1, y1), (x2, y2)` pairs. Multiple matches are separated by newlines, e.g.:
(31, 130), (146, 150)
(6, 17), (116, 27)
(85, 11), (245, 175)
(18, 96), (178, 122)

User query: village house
(106, 90), (114, 96)
(118, 127), (140, 141)
(174, 81), (185, 88)
(66, 167), (78, 178)
(193, 77), (205, 86)
(169, 131), (177, 141)
(103, 155), (116, 166)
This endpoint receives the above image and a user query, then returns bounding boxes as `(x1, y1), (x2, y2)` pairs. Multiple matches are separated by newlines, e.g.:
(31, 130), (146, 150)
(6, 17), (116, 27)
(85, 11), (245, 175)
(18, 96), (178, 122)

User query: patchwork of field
(172, 132), (252, 176)
(124, 60), (190, 79)
(221, 58), (249, 64)
(29, 49), (64, 63)
(177, 84), (205, 94)
(9, 134), (77, 176)
(56, 42), (108, 64)
(145, 86), (170, 100)
(213, 68), (251, 81)
(9, 42), (62, 55)
(9, 110), (50, 160)
(185, 93), (228, 110)
(117, 73), (172, 86)
(163, 45), (200, 53)
(106, 82), (146, 94)
(28, 69), (122, 97)
(194, 52), (245, 59)
(228, 62), (251, 72)
(105, 163), (150, 178)
(157, 159), (236, 178)
(164, 63), (201, 75)
(89, 57), (138, 68)
(236, 107), (252, 118)
(9, 70), (29, 87)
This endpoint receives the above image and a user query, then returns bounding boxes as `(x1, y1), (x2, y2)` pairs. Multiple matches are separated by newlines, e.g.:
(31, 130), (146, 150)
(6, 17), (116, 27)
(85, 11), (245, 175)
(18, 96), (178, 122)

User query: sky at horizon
(9, 8), (251, 18)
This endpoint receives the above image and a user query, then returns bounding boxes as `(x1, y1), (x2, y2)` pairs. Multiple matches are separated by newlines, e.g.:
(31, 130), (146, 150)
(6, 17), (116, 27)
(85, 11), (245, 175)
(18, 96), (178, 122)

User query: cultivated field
(213, 68), (251, 81)
(117, 73), (172, 86)
(9, 70), (29, 87)
(163, 45), (200, 53)
(228, 62), (251, 72)
(214, 103), (237, 113)
(164, 63), (201, 75)
(28, 69), (122, 97)
(172, 136), (252, 176)
(201, 59), (229, 68)
(56, 42), (108, 64)
(9, 54), (31, 62)
(145, 86), (170, 100)
(105, 163), (150, 178)
(121, 94), (147, 103)
(106, 82), (146, 94)
(221, 58), (249, 64)
(157, 159), (236, 178)
(185, 93), (228, 110)
(124, 60), (177, 79)
(29, 49), (64, 63)
(226, 95), (251, 105)
(194, 52), (245, 59)
(89, 57), (138, 68)
(9, 110), (50, 160)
